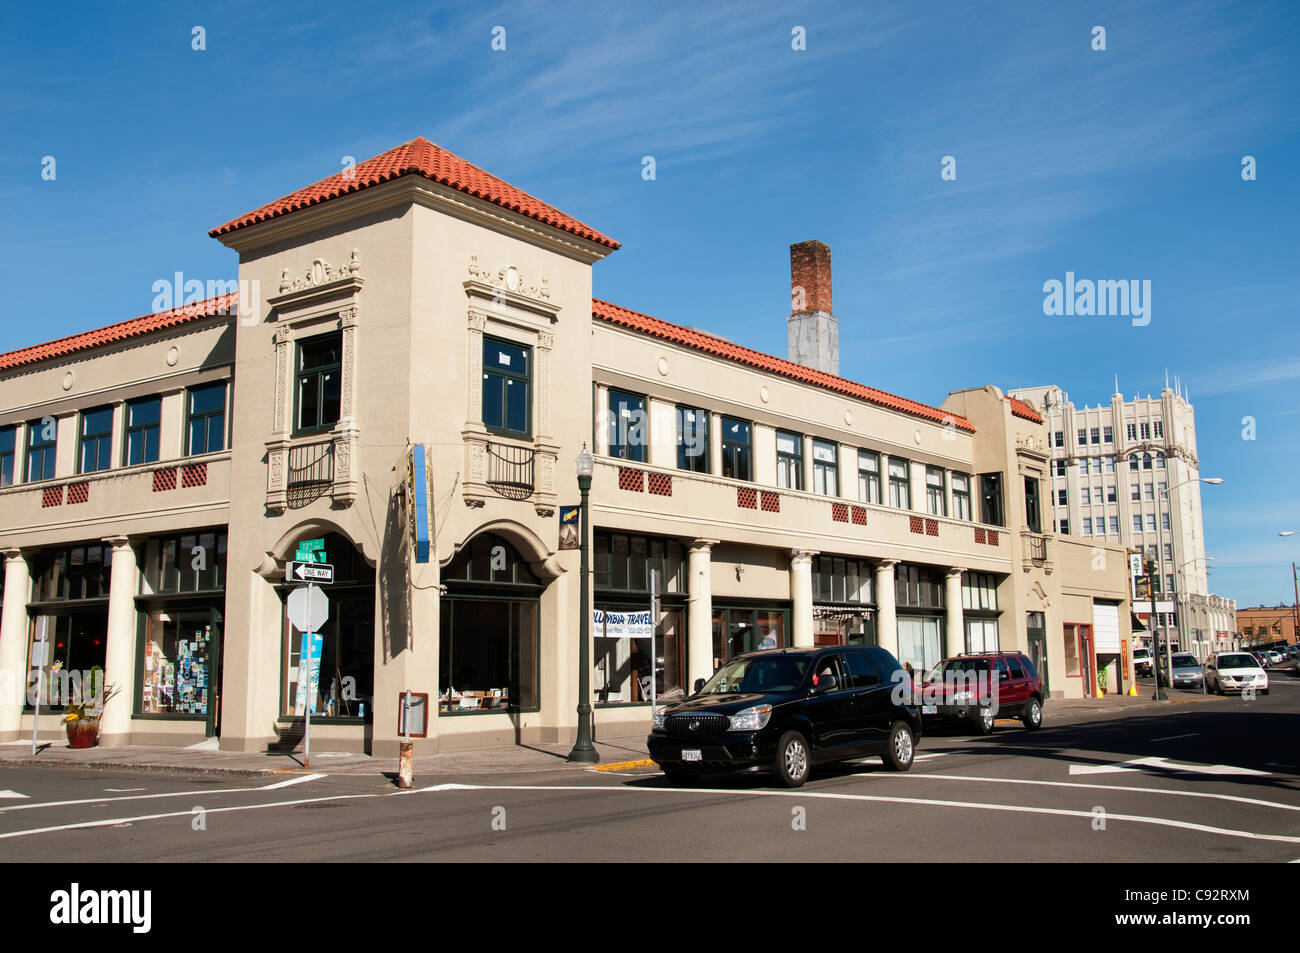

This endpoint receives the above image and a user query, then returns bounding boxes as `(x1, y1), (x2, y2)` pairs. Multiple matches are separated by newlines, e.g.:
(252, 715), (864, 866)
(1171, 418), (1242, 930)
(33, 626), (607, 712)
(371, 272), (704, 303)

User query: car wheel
(882, 721), (916, 772)
(971, 704), (995, 735)
(1021, 697), (1043, 730)
(774, 731), (811, 788)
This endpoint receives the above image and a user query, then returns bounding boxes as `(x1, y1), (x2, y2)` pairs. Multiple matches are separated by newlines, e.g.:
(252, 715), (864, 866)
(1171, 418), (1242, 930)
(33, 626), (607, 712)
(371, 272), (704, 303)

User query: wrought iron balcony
(485, 442), (535, 500)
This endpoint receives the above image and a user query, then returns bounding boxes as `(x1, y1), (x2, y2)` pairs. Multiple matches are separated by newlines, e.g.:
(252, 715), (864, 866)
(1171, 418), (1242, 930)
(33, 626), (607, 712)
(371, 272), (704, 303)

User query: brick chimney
(787, 240), (838, 375)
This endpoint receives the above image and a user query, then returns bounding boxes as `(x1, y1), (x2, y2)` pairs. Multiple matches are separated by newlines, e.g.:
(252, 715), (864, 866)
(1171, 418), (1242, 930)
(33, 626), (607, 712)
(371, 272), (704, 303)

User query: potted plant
(1096, 667), (1109, 698)
(62, 678), (120, 749)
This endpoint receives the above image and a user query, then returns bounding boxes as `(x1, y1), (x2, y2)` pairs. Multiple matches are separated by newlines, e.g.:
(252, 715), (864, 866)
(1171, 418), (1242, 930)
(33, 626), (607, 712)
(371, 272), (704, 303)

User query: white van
(1132, 646), (1153, 677)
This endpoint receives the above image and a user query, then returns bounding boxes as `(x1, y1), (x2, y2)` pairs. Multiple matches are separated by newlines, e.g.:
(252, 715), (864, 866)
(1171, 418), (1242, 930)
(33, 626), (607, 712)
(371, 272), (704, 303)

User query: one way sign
(286, 561), (334, 584)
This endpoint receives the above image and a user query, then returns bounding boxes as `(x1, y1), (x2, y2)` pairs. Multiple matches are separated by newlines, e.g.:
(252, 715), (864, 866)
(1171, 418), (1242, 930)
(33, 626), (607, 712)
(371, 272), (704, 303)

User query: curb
(0, 757), (305, 780)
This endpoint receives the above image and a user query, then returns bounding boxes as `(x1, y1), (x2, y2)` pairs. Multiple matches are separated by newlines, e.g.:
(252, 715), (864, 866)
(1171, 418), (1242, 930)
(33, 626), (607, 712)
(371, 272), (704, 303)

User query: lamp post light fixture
(1279, 533), (1299, 649)
(568, 444), (600, 764)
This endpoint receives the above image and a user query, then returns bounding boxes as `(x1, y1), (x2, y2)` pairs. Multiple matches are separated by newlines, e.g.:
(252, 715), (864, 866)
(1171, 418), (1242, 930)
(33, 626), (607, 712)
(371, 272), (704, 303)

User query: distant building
(1236, 604), (1298, 648)
(1007, 383), (1236, 657)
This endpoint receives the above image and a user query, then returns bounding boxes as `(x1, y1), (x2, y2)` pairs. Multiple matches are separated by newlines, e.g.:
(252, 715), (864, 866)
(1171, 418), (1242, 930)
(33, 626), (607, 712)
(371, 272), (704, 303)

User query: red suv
(919, 651), (1044, 735)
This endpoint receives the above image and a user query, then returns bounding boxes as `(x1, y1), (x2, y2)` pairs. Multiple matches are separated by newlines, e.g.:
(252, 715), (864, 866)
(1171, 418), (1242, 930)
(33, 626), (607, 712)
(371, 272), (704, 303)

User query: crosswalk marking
(0, 790), (29, 800)
(1069, 756), (1270, 777)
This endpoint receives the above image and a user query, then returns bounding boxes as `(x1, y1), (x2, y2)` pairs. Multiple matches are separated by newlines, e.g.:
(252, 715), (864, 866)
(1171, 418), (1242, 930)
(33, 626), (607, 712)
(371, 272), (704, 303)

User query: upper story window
(1129, 454), (1140, 471)
(0, 425), (15, 487)
(858, 451), (881, 504)
(888, 457), (911, 509)
(1155, 452), (1165, 469)
(1089, 427), (1100, 444)
(925, 466), (946, 516)
(980, 472), (1005, 526)
(1153, 420), (1164, 438)
(481, 336), (530, 440)
(1104, 455), (1115, 473)
(608, 390), (646, 462)
(1103, 426), (1113, 443)
(296, 332), (343, 435)
(1052, 431), (1064, 447)
(961, 572), (999, 610)
(812, 439), (838, 495)
(776, 431), (803, 490)
(1126, 423), (1137, 441)
(1053, 459), (1067, 477)
(31, 543), (114, 602)
(26, 419), (56, 482)
(78, 406), (114, 474)
(187, 382), (228, 455)
(951, 472), (971, 520)
(812, 555), (873, 604)
(1024, 476), (1042, 533)
(677, 406), (709, 473)
(721, 417), (752, 481)
(1140, 422), (1151, 440)
(124, 396), (162, 466)
(1076, 428), (1087, 446)
(1142, 452), (1153, 470)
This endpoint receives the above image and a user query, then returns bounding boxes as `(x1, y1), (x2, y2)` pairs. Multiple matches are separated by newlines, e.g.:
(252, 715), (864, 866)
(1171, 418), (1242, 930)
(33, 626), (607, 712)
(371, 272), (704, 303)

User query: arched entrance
(438, 534), (544, 715)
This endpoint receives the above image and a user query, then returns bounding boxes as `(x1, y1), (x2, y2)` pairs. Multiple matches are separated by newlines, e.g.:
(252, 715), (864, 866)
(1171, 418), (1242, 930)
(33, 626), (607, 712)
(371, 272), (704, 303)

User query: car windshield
(698, 656), (809, 695)
(925, 658), (991, 681)
(1171, 655), (1197, 667)
(1217, 654), (1260, 669)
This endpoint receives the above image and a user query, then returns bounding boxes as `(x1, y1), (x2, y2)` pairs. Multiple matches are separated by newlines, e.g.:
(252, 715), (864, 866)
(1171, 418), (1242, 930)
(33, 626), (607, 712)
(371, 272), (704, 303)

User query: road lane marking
(1069, 756), (1269, 776)
(873, 773), (1300, 813)
(0, 774), (331, 814)
(0, 790), (29, 799)
(260, 773), (327, 789)
(1149, 733), (1199, 742)
(0, 790), (395, 841)
(104, 788), (146, 793)
(417, 783), (1300, 846)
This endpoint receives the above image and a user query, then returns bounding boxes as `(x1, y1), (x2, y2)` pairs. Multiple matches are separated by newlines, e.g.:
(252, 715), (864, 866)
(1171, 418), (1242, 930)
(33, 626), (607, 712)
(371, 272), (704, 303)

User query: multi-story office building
(1007, 384), (1236, 658)
(0, 138), (1133, 756)
(1236, 604), (1298, 648)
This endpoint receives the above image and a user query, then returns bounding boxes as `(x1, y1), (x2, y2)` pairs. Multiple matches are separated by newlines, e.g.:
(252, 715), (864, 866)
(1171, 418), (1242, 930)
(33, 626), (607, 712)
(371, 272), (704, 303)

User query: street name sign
(286, 561), (334, 584)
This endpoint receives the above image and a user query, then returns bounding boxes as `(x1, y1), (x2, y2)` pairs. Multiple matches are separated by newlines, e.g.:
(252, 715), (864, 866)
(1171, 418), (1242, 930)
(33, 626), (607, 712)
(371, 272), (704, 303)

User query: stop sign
(287, 585), (330, 633)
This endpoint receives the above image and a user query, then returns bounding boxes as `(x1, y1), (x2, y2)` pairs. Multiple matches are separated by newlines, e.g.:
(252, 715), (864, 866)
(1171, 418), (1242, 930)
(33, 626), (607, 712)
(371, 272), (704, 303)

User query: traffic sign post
(31, 617), (48, 756)
(286, 569), (331, 768)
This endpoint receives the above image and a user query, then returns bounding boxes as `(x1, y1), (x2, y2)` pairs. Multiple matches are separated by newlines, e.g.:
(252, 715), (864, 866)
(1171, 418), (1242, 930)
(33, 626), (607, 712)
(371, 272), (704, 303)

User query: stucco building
(0, 138), (1134, 756)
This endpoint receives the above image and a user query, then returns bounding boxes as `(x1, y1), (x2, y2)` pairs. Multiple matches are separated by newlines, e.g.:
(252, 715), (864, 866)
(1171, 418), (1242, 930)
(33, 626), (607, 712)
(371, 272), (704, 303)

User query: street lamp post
(568, 445), (599, 764)
(1279, 533), (1299, 647)
(1153, 476), (1222, 697)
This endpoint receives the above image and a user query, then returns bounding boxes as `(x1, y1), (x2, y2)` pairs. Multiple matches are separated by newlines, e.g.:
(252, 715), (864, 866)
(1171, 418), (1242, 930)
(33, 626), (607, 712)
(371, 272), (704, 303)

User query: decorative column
(99, 537), (138, 747)
(875, 560), (899, 657)
(687, 540), (718, 689)
(0, 551), (31, 741)
(790, 549), (817, 647)
(945, 568), (965, 657)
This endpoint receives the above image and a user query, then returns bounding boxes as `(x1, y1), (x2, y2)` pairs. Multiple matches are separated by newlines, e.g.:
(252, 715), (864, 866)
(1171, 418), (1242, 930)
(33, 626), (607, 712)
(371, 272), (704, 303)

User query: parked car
(647, 646), (922, 788)
(1157, 653), (1204, 689)
(1204, 652), (1269, 695)
(919, 651), (1044, 735)
(1132, 646), (1153, 678)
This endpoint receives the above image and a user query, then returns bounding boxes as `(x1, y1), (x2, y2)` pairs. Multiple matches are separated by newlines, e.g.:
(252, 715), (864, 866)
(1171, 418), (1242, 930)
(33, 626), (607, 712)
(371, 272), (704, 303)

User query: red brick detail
(925, 518), (939, 537)
(66, 482), (89, 505)
(909, 515), (924, 534)
(617, 467), (644, 492)
(647, 472), (672, 496)
(986, 530), (999, 546)
(153, 467), (178, 492)
(760, 491), (780, 513)
(832, 503), (849, 523)
(180, 462), (208, 488)
(737, 487), (758, 509)
(851, 506), (867, 526)
(41, 486), (64, 508)
(974, 527), (986, 544)
(211, 138), (619, 249)
(790, 240), (832, 314)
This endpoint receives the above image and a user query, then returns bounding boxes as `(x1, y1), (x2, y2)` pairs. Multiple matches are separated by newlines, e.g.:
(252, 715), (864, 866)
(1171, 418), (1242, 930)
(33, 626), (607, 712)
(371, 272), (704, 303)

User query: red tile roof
(592, 298), (976, 433)
(210, 137), (620, 249)
(1007, 396), (1044, 424)
(0, 293), (237, 373)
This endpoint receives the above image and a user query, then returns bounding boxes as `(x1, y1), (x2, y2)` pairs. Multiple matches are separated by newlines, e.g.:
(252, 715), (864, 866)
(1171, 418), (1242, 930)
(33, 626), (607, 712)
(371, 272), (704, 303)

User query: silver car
(1158, 653), (1203, 689)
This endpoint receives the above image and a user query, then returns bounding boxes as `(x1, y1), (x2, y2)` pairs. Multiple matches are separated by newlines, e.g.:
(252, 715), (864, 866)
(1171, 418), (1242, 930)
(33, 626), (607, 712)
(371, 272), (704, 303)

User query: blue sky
(2, 0), (1297, 607)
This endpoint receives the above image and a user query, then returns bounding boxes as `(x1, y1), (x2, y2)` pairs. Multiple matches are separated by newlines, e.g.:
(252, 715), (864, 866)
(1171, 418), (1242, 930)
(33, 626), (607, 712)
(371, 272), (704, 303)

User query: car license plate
(922, 705), (937, 715)
(681, 749), (702, 762)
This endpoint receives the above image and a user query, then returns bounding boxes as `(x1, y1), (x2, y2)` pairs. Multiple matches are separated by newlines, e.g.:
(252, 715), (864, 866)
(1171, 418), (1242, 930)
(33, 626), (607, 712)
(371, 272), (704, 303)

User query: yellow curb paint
(591, 759), (655, 772)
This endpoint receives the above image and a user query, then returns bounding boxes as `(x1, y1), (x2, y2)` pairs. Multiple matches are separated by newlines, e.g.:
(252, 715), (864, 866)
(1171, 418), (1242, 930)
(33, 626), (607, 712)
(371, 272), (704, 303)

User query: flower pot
(66, 717), (100, 749)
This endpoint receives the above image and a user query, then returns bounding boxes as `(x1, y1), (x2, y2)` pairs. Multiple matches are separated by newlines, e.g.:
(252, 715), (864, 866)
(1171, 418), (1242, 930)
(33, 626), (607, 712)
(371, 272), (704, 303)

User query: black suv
(647, 645), (922, 787)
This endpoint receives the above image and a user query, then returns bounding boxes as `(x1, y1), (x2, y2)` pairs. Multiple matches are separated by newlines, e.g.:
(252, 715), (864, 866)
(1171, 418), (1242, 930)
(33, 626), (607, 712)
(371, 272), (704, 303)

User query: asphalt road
(2, 672), (1298, 863)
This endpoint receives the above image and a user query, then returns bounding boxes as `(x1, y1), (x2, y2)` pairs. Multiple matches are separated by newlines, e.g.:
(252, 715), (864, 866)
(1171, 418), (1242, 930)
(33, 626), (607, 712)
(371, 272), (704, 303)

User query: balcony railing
(1021, 531), (1052, 573)
(286, 439), (334, 509)
(485, 442), (535, 500)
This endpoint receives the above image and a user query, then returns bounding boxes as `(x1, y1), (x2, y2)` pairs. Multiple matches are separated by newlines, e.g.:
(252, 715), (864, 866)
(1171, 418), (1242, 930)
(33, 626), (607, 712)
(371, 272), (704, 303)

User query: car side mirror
(693, 678), (706, 694)
(812, 674), (838, 694)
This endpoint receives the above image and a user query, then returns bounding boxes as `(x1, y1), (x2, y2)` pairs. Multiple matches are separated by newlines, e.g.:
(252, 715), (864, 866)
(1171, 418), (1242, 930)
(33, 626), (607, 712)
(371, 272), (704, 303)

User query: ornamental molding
(279, 249), (362, 294)
(467, 255), (550, 302)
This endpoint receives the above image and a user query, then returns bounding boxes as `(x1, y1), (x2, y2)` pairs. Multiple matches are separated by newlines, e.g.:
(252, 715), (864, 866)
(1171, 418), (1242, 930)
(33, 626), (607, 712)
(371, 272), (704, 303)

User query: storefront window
(895, 564), (945, 609)
(965, 618), (999, 653)
(711, 605), (788, 668)
(439, 535), (542, 714)
(140, 610), (217, 716)
(142, 531), (226, 594)
(897, 616), (942, 674)
(27, 614), (108, 709)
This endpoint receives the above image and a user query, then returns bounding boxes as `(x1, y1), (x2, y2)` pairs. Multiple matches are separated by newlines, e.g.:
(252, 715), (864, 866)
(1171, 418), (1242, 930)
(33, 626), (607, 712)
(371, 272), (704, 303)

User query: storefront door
(205, 609), (223, 738)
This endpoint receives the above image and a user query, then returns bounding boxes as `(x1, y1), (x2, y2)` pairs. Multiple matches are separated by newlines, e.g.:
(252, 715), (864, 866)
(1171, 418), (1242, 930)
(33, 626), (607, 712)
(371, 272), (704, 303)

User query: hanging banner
(594, 609), (652, 639)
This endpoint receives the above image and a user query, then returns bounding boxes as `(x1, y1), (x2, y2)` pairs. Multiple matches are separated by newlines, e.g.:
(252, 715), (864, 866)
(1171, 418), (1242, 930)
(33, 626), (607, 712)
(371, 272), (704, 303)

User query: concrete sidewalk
(0, 690), (1214, 780)
(0, 733), (654, 780)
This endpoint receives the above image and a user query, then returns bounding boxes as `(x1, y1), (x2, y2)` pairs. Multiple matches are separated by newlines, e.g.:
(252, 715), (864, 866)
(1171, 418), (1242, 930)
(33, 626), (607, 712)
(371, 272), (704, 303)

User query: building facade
(1236, 604), (1298, 649)
(0, 138), (1134, 757)
(1007, 384), (1236, 659)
